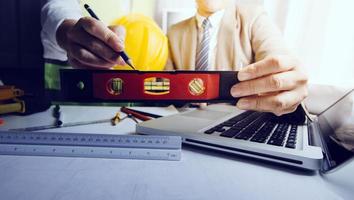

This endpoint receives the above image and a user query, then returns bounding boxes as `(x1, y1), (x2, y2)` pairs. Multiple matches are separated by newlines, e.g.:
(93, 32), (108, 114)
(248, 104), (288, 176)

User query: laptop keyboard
(204, 111), (298, 149)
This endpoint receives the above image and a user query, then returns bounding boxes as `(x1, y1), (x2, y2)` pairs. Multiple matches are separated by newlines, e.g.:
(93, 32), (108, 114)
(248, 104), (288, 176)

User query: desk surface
(0, 106), (353, 200)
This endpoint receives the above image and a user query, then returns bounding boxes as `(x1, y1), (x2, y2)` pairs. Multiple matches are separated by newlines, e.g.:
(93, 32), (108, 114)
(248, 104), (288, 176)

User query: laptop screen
(317, 89), (354, 171)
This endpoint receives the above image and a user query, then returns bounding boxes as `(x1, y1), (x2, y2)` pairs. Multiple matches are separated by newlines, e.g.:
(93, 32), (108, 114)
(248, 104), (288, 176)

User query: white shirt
(41, 0), (82, 61)
(195, 9), (225, 70)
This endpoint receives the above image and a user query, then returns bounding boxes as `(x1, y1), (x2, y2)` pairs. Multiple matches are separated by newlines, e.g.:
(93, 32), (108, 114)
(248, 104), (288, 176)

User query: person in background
(166, 0), (308, 116)
(41, 0), (308, 116)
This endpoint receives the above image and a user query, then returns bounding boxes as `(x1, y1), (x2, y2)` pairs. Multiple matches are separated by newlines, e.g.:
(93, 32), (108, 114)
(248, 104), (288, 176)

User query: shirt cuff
(41, 0), (82, 61)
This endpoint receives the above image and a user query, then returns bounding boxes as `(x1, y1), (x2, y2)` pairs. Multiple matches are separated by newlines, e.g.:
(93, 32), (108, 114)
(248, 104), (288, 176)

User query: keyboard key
(287, 139), (296, 143)
(204, 129), (216, 134)
(267, 123), (289, 146)
(234, 114), (269, 140)
(285, 124), (298, 148)
(220, 129), (240, 138)
(286, 143), (296, 149)
(250, 137), (266, 143)
(250, 121), (276, 143)
(207, 112), (257, 135)
(216, 128), (227, 133)
(220, 123), (233, 127)
(211, 112), (259, 137)
(267, 139), (277, 145)
(226, 111), (255, 123)
(287, 135), (296, 140)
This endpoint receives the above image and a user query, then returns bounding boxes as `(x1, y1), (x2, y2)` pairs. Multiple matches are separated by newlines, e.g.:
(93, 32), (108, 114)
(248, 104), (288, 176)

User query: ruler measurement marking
(1, 144), (181, 160)
(1, 133), (175, 148)
(0, 131), (181, 161)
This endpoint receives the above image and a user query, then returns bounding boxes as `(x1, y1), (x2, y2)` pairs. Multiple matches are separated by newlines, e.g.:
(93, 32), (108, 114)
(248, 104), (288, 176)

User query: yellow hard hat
(111, 14), (168, 71)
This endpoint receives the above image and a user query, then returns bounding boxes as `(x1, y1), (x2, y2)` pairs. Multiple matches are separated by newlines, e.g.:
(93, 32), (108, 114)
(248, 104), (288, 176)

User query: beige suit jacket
(165, 4), (291, 71)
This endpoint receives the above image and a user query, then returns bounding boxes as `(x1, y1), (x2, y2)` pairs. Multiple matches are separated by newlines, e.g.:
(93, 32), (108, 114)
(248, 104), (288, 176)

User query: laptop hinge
(307, 121), (317, 147)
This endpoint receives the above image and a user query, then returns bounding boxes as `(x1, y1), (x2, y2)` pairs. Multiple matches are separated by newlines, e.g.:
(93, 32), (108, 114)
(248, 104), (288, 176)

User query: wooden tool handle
(0, 86), (24, 101)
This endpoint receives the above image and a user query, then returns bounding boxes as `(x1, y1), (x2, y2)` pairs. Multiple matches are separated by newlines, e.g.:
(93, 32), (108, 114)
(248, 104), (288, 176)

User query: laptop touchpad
(181, 110), (231, 121)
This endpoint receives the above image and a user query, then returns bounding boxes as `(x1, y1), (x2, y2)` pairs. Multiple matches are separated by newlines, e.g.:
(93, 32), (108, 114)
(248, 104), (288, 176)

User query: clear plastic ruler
(0, 131), (181, 161)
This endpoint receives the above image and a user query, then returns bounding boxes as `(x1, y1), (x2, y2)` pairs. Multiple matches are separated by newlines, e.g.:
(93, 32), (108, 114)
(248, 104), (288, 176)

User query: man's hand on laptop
(230, 56), (308, 116)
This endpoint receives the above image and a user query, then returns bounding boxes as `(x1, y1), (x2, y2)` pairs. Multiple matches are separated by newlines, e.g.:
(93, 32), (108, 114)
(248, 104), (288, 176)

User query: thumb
(108, 25), (126, 52)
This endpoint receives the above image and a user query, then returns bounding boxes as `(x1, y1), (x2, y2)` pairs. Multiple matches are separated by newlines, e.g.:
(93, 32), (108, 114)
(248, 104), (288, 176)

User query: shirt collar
(196, 9), (225, 29)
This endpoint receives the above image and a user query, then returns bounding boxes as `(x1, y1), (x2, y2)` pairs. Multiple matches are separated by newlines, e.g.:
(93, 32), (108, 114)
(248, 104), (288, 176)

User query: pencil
(121, 107), (153, 122)
(121, 107), (163, 118)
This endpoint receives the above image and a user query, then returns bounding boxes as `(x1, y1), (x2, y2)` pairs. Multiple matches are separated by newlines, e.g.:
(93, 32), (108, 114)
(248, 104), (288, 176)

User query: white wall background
(265, 0), (354, 87)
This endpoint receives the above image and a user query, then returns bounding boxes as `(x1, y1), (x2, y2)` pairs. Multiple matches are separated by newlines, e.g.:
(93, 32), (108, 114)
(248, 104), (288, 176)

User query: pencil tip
(127, 61), (137, 71)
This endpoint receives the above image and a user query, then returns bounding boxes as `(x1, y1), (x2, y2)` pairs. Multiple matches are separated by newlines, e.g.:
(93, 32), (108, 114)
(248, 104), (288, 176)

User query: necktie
(196, 18), (211, 71)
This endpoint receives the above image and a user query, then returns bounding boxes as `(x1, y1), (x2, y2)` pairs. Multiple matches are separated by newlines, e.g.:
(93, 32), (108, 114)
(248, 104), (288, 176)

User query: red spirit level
(59, 69), (239, 103)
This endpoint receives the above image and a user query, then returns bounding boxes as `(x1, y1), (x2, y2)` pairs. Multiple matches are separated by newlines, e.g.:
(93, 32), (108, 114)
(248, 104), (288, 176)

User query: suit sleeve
(249, 7), (292, 61)
(164, 31), (176, 71)
(41, 0), (82, 61)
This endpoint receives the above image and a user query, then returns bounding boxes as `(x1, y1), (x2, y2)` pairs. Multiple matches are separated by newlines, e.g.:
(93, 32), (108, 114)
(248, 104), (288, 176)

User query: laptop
(137, 89), (354, 171)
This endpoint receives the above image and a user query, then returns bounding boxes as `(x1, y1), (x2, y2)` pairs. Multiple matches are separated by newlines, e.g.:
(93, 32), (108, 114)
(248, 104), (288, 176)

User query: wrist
(56, 19), (77, 50)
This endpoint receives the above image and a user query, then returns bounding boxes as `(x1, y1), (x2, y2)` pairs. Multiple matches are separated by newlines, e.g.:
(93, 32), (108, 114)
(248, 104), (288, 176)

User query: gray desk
(0, 106), (353, 200)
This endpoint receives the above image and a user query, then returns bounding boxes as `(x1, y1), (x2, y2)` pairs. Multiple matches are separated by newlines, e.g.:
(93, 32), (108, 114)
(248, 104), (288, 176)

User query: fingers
(238, 56), (299, 81)
(236, 86), (308, 116)
(109, 25), (126, 50)
(67, 28), (121, 64)
(77, 17), (124, 52)
(67, 43), (113, 69)
(230, 56), (308, 115)
(109, 26), (127, 66)
(231, 70), (308, 97)
(116, 57), (126, 66)
(68, 57), (87, 69)
(63, 17), (128, 69)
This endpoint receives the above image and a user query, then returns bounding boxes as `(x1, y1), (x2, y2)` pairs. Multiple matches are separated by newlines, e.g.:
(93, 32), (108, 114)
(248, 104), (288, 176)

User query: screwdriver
(53, 105), (64, 127)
